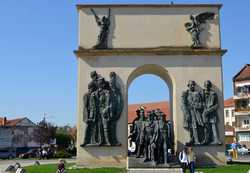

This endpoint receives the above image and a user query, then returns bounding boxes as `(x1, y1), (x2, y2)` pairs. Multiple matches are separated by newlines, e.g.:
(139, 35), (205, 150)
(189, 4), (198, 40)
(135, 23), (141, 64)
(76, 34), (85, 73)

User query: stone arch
(126, 64), (177, 152)
(127, 64), (174, 121)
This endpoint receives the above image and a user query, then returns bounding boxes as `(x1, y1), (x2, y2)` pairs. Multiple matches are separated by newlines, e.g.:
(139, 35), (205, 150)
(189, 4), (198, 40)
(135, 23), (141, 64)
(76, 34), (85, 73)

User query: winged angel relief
(185, 12), (215, 48)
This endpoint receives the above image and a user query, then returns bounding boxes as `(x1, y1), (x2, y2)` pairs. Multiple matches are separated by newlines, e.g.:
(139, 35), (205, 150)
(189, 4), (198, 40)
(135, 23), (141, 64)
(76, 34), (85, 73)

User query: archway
(126, 64), (174, 168)
(127, 64), (174, 120)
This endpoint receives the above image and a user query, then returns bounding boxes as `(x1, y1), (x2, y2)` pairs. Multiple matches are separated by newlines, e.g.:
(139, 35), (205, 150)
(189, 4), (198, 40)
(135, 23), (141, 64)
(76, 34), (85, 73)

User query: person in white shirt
(179, 147), (189, 173)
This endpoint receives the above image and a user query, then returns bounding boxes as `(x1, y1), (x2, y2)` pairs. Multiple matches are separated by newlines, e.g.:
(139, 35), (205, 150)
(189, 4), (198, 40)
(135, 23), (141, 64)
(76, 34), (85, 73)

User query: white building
(0, 117), (39, 153)
(224, 97), (235, 126)
(233, 64), (250, 147)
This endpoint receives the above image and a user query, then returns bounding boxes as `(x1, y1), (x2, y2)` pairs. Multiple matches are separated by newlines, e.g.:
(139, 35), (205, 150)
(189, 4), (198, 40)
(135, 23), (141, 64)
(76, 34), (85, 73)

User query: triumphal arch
(74, 3), (227, 169)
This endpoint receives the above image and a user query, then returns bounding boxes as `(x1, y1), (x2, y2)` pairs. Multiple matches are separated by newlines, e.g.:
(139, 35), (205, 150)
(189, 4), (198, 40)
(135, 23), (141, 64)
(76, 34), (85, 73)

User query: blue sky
(0, 0), (249, 125)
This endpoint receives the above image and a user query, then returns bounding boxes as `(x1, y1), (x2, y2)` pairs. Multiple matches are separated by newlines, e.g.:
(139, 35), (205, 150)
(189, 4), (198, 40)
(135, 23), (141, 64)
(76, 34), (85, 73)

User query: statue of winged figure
(185, 12), (215, 48)
(90, 8), (111, 49)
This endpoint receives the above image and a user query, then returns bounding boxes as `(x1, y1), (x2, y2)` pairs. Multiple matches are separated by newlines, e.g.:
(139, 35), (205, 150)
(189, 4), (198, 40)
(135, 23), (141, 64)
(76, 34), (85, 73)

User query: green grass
(25, 164), (250, 173)
(196, 164), (250, 173)
(24, 163), (125, 173)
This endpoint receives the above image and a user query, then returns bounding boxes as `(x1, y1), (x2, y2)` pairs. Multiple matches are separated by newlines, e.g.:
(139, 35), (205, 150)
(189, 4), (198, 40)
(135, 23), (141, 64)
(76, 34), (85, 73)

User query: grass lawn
(196, 164), (250, 173)
(24, 163), (125, 173)
(25, 164), (250, 173)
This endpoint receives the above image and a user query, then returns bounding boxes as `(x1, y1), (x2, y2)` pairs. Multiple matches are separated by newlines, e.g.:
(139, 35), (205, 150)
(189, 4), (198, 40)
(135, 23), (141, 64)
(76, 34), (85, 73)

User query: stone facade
(75, 4), (226, 167)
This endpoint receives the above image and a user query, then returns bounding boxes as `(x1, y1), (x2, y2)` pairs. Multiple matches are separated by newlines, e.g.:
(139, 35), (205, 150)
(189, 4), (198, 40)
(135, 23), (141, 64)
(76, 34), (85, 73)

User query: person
(179, 147), (189, 173)
(187, 146), (196, 173)
(42, 148), (48, 159)
(56, 160), (66, 173)
(231, 140), (238, 159)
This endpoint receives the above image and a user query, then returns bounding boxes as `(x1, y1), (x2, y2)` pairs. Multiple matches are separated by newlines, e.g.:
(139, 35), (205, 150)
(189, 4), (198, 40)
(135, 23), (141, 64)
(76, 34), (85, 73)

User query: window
(232, 110), (235, 117)
(225, 110), (229, 118)
(238, 134), (250, 141)
(244, 120), (250, 125)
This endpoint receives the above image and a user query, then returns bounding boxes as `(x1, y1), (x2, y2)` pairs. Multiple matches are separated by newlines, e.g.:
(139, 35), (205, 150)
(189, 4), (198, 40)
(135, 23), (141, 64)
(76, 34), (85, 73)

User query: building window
(244, 120), (250, 125)
(232, 122), (236, 127)
(232, 110), (235, 117)
(225, 110), (229, 118)
(239, 134), (250, 141)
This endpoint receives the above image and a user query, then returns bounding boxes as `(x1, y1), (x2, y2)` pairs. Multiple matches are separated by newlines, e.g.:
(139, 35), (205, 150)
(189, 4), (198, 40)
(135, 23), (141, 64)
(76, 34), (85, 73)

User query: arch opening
(126, 64), (175, 168)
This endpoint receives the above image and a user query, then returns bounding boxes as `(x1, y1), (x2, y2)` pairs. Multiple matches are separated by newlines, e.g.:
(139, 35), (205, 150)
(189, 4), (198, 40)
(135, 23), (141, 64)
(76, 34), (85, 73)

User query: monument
(74, 3), (227, 170)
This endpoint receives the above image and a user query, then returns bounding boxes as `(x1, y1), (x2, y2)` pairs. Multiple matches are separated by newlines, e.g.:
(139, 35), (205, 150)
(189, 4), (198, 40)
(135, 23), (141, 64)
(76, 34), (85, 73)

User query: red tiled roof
(128, 98), (235, 123)
(128, 101), (169, 124)
(0, 117), (25, 126)
(233, 64), (250, 81)
(224, 97), (234, 108)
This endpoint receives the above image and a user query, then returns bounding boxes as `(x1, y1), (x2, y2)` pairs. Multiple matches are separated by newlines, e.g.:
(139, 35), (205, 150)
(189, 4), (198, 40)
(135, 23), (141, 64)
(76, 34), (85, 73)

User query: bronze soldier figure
(135, 108), (146, 158)
(81, 82), (97, 146)
(109, 72), (123, 146)
(96, 77), (112, 145)
(181, 80), (204, 145)
(201, 80), (221, 145)
(157, 110), (169, 165)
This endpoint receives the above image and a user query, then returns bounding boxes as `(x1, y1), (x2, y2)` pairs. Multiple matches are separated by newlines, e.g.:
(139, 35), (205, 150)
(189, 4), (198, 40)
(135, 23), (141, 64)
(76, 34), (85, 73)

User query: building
(0, 117), (39, 153)
(224, 97), (235, 126)
(233, 64), (250, 147)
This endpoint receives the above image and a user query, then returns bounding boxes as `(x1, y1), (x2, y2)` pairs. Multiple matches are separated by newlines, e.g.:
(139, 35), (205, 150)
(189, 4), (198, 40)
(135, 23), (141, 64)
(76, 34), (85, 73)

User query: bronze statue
(129, 107), (172, 166)
(181, 80), (204, 145)
(81, 71), (123, 147)
(109, 72), (123, 145)
(96, 77), (111, 145)
(143, 115), (155, 163)
(185, 12), (215, 48)
(81, 83), (97, 147)
(135, 108), (146, 158)
(181, 80), (222, 146)
(156, 111), (169, 165)
(91, 8), (111, 49)
(201, 80), (221, 145)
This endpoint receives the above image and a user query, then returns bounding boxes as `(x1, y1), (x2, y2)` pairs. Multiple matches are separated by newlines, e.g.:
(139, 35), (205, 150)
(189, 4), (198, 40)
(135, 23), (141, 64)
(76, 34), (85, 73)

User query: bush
(55, 150), (71, 158)
(67, 146), (76, 156)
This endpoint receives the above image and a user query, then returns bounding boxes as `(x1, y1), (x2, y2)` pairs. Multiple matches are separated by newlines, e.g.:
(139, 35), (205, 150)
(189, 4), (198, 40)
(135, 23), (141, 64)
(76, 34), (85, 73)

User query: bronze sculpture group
(81, 71), (123, 147)
(181, 80), (221, 145)
(129, 108), (174, 165)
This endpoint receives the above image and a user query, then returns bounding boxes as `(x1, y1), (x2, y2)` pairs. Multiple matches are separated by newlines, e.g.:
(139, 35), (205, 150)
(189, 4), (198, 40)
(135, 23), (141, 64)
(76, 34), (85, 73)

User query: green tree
(55, 132), (71, 149)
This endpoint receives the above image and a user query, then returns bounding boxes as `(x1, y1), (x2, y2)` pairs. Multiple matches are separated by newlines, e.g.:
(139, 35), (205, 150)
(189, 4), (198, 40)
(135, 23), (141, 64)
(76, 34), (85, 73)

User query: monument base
(191, 145), (226, 166)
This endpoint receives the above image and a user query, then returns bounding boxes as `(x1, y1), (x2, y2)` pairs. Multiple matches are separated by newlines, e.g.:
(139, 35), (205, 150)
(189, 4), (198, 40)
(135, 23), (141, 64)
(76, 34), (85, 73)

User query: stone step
(128, 169), (204, 173)
(128, 168), (182, 173)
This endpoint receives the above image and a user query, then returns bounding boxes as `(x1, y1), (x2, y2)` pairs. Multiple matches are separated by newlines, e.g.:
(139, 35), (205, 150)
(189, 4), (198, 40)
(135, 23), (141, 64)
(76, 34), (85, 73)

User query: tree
(33, 118), (57, 146)
(68, 126), (77, 145)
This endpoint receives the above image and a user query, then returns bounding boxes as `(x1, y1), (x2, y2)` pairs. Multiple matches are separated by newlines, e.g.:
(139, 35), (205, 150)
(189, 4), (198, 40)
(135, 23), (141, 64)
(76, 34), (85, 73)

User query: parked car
(0, 149), (16, 159)
(19, 149), (38, 158)
(237, 145), (249, 155)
